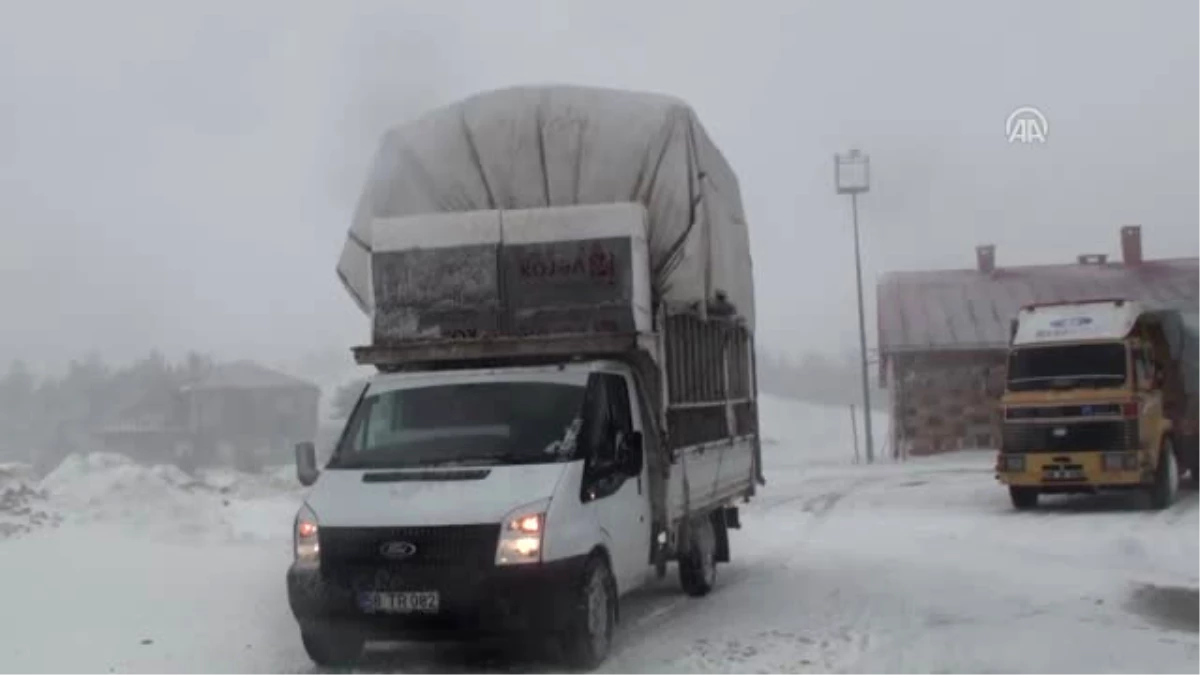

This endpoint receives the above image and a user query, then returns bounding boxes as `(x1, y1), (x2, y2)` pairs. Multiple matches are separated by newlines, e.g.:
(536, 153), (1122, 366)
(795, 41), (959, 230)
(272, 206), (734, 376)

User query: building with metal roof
(876, 225), (1198, 457)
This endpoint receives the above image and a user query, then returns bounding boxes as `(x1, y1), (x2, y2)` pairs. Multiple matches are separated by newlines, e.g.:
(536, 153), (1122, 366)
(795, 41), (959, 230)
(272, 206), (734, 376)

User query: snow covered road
(1, 396), (1196, 673)
(602, 457), (1199, 674)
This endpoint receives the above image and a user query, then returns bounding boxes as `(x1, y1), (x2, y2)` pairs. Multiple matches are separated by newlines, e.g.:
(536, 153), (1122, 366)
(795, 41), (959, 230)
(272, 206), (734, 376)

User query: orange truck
(995, 299), (1198, 510)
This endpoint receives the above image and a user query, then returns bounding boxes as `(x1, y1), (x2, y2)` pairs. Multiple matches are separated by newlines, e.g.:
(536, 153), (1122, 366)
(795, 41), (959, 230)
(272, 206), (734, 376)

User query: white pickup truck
(286, 86), (762, 670)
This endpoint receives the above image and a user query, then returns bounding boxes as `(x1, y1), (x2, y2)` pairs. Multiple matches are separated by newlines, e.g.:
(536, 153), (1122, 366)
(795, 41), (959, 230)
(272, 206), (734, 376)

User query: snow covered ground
(0, 394), (1196, 673)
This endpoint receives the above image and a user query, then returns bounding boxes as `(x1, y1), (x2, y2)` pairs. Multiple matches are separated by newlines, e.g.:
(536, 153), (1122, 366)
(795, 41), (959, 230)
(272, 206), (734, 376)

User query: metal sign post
(835, 149), (876, 464)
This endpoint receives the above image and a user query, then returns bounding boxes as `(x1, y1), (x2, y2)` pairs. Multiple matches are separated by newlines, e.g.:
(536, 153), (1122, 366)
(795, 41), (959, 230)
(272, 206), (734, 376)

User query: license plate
(359, 591), (440, 614)
(1045, 469), (1084, 480)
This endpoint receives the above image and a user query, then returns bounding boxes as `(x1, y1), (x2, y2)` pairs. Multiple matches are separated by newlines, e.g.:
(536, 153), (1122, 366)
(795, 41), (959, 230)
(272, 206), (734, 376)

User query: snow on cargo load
(369, 203), (653, 342)
(369, 210), (503, 341)
(337, 84), (754, 331)
(1011, 299), (1143, 346)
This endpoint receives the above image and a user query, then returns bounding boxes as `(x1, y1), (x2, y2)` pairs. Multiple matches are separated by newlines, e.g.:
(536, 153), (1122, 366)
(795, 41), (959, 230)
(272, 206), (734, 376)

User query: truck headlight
(1102, 452), (1139, 471)
(294, 503), (320, 566)
(496, 499), (550, 566)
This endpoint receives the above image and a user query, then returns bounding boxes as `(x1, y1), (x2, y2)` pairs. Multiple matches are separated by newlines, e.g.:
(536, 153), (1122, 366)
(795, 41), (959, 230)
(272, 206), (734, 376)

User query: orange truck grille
(1001, 419), (1139, 453)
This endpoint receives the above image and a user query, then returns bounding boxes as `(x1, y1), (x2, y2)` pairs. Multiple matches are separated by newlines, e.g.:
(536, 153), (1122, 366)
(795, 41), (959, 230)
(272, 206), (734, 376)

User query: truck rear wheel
(559, 555), (616, 671)
(1147, 437), (1179, 510)
(300, 627), (365, 668)
(678, 517), (718, 597)
(1009, 487), (1039, 510)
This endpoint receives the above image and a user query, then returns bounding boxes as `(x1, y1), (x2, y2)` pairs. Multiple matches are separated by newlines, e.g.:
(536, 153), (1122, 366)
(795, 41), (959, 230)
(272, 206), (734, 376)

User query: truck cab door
(579, 371), (653, 595)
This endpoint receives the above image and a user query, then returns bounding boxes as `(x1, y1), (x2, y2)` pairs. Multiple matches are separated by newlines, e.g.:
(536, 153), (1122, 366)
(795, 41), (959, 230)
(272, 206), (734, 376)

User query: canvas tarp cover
(336, 85), (755, 331)
(1161, 309), (1199, 396)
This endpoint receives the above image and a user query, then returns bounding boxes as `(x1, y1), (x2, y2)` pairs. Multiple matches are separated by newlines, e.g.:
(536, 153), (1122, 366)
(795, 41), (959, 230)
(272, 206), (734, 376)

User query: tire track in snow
(754, 464), (991, 521)
(626, 463), (1180, 672)
(604, 562), (761, 667)
(603, 553), (885, 674)
(1159, 491), (1199, 525)
(755, 474), (882, 518)
(601, 474), (875, 668)
(602, 468), (954, 672)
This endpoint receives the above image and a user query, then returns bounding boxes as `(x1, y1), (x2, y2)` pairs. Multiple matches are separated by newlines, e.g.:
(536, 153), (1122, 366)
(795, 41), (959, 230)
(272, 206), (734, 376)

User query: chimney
(1121, 225), (1143, 266)
(976, 244), (996, 274)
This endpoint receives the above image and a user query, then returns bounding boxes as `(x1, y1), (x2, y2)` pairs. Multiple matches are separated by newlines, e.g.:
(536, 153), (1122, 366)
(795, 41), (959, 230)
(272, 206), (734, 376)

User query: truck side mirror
(295, 441), (319, 487)
(619, 430), (644, 477)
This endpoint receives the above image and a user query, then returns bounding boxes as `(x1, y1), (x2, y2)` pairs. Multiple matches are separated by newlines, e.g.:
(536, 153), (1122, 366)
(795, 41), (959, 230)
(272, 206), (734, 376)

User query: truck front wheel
(1009, 487), (1039, 510)
(300, 627), (365, 668)
(1147, 437), (1179, 511)
(559, 555), (616, 670)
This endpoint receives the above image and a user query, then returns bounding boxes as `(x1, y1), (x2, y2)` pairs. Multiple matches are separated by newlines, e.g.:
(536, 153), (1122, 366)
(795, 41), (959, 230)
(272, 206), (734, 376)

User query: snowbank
(15, 453), (303, 544)
(42, 453), (203, 507)
(0, 462), (61, 538)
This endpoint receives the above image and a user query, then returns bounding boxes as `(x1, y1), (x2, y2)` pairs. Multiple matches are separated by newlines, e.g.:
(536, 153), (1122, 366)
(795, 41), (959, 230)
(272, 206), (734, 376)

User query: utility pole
(835, 149), (876, 464)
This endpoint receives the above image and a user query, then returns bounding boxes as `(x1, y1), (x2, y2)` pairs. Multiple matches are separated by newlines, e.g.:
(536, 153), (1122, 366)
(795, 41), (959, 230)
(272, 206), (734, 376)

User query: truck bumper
(286, 555), (587, 641)
(995, 450), (1152, 491)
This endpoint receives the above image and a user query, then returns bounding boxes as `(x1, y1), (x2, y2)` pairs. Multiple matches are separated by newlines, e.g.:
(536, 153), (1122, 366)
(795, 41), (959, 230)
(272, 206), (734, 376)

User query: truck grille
(1001, 420), (1138, 453)
(1005, 403), (1122, 420)
(319, 524), (500, 577)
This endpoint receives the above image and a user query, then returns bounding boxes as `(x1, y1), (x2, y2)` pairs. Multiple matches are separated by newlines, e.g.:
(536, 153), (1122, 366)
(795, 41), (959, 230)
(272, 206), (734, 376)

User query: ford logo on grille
(380, 541), (417, 560)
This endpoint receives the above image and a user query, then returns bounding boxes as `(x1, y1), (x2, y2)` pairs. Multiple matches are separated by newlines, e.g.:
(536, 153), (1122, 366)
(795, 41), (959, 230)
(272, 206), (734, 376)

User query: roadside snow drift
(0, 462), (60, 539)
(5, 453), (302, 545)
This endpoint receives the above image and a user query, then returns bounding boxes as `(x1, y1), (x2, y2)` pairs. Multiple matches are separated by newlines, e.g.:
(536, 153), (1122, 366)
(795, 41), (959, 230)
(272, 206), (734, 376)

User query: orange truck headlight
(1000, 454), (1025, 472)
(1102, 452), (1139, 472)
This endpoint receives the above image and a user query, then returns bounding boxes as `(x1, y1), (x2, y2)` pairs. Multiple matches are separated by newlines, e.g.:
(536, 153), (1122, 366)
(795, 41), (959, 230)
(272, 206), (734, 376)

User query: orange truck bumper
(995, 451), (1151, 489)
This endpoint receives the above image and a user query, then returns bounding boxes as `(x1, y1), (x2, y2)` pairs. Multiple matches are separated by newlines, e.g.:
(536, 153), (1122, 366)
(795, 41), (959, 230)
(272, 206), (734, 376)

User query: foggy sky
(2, 0), (1197, 373)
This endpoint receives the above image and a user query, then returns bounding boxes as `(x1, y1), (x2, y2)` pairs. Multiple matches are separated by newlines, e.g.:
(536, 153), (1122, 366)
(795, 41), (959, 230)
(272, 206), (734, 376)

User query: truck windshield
(329, 381), (586, 469)
(1006, 343), (1128, 392)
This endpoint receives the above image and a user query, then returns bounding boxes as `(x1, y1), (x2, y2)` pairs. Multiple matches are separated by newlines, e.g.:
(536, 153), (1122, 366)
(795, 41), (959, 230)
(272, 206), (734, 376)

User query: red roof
(877, 258), (1198, 355)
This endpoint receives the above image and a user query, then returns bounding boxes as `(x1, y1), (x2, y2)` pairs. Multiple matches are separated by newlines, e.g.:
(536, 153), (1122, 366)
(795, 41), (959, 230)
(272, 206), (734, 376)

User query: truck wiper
(388, 454), (530, 468)
(423, 453), (550, 467)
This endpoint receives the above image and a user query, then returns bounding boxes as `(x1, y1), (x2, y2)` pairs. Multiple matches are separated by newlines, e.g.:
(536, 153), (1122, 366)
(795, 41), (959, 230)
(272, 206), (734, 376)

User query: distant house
(877, 225), (1198, 457)
(96, 360), (322, 469)
(180, 361), (321, 469)
(93, 384), (192, 469)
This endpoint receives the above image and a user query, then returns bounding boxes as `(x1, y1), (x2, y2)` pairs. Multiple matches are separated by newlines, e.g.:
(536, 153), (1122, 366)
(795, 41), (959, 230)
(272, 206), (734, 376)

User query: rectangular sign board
(1012, 300), (1141, 347)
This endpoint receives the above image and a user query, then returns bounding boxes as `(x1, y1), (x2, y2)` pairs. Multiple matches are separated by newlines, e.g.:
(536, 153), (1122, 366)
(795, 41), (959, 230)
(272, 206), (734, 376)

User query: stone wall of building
(889, 351), (1007, 457)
